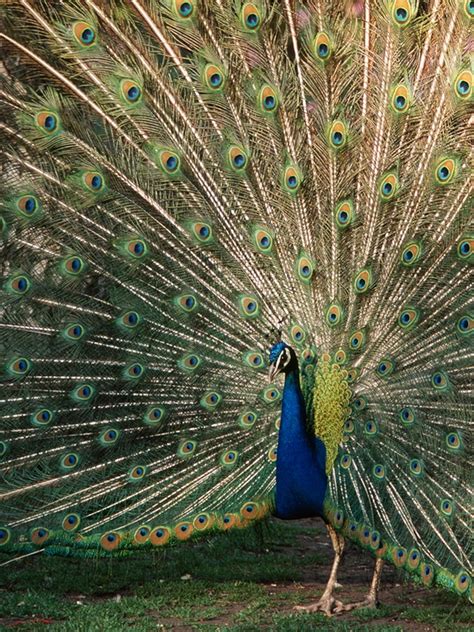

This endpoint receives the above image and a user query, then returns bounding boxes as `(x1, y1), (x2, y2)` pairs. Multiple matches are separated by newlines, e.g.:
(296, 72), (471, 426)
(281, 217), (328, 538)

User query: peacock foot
(294, 594), (345, 616)
(335, 595), (380, 613)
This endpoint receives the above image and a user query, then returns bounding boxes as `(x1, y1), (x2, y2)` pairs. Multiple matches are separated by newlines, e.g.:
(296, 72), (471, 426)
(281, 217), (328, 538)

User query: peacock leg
(335, 557), (384, 613)
(294, 523), (346, 616)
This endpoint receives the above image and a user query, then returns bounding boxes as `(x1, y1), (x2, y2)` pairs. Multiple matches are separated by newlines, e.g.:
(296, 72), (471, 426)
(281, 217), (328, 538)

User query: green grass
(0, 520), (471, 631)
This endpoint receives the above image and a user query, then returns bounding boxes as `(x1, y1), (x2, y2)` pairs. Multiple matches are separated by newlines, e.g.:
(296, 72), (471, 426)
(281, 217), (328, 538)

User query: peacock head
(268, 342), (298, 381)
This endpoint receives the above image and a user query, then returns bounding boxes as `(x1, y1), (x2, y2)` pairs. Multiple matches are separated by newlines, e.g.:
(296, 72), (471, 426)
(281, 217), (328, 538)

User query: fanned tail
(0, 0), (472, 599)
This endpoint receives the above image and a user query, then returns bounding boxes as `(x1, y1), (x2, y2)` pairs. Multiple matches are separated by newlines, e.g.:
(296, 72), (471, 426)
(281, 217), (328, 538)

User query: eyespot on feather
(62, 322), (85, 342)
(348, 328), (366, 351)
(0, 527), (11, 546)
(143, 406), (166, 426)
(7, 356), (31, 377)
(334, 200), (355, 229)
(61, 255), (86, 276)
(82, 171), (105, 192)
(200, 391), (222, 410)
(456, 236), (473, 263)
(72, 22), (97, 47)
(178, 353), (202, 372)
(400, 241), (422, 266)
(238, 295), (260, 319)
(116, 310), (142, 330)
(289, 324), (306, 345)
(296, 253), (314, 283)
(123, 362), (145, 380)
(6, 274), (31, 295)
(176, 294), (198, 313)
(120, 79), (143, 105)
(220, 449), (239, 466)
(15, 195), (41, 219)
(241, 3), (262, 31)
(177, 439), (197, 457)
(238, 410), (258, 429)
(150, 526), (171, 546)
(261, 385), (281, 404)
(352, 395), (367, 411)
(409, 458), (424, 477)
(353, 268), (373, 294)
(193, 513), (214, 530)
(464, 0), (474, 18)
(133, 525), (150, 544)
(431, 369), (450, 391)
(62, 513), (81, 532)
(313, 32), (333, 61)
(453, 70), (472, 100)
(227, 145), (248, 172)
(60, 452), (80, 471)
(406, 548), (421, 571)
(174, 0), (195, 19)
(421, 563), (435, 586)
(376, 358), (395, 378)
(192, 222), (213, 244)
(175, 521), (193, 540)
(35, 111), (61, 134)
(203, 64), (225, 91)
(98, 427), (121, 447)
(435, 158), (457, 185)
(252, 227), (273, 253)
(124, 238), (148, 259)
(440, 498), (455, 518)
(100, 531), (121, 551)
(399, 406), (415, 426)
(390, 0), (415, 26)
(258, 84), (279, 113)
(31, 527), (50, 545)
(398, 306), (420, 330)
(31, 408), (53, 427)
(243, 350), (264, 369)
(364, 419), (378, 436)
(328, 120), (348, 149)
(390, 84), (412, 113)
(267, 445), (277, 463)
(70, 383), (95, 402)
(128, 465), (147, 482)
(158, 149), (181, 175)
(283, 165), (302, 194)
(340, 453), (352, 469)
(379, 172), (399, 201)
(445, 431), (462, 451)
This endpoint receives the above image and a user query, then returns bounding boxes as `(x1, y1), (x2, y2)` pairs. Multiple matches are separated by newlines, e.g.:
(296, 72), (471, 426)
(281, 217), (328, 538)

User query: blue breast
(275, 370), (327, 519)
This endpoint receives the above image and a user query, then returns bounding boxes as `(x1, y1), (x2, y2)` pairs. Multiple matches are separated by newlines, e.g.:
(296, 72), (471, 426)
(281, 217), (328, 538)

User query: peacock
(0, 0), (472, 616)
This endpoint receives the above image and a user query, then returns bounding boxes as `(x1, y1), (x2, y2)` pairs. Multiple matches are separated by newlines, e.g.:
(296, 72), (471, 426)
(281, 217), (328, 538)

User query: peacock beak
(268, 363), (281, 383)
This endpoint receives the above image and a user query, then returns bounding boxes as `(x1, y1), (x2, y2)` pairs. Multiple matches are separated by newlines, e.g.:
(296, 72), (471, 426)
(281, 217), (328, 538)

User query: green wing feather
(0, 0), (471, 598)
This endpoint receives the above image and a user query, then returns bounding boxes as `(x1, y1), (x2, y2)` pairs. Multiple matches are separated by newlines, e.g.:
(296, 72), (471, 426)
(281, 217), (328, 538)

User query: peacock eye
(36, 111), (60, 133)
(204, 64), (225, 91)
(121, 80), (143, 104)
(16, 195), (40, 217)
(73, 22), (97, 46)
(259, 85), (279, 113)
(83, 171), (105, 192)
(313, 32), (332, 61)
(177, 0), (194, 17)
(435, 158), (457, 185)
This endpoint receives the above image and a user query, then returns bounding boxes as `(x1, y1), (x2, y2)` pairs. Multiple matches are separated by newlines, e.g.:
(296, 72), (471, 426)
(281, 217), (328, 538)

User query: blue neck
(275, 368), (327, 519)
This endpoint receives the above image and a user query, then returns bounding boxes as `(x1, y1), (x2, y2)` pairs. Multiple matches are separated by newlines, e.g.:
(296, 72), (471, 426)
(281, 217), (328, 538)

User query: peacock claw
(294, 595), (346, 617)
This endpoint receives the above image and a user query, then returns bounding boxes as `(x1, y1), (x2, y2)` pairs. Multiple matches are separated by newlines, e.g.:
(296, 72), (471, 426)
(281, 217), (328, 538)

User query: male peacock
(0, 0), (472, 616)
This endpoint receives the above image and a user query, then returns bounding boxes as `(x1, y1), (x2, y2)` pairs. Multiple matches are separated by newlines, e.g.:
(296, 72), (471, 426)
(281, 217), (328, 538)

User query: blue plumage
(275, 368), (327, 520)
(269, 342), (327, 519)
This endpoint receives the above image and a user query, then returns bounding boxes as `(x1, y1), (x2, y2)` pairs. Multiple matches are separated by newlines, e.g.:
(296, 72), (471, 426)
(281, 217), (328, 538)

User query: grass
(0, 519), (471, 631)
